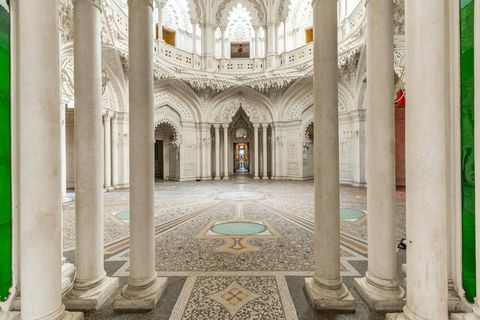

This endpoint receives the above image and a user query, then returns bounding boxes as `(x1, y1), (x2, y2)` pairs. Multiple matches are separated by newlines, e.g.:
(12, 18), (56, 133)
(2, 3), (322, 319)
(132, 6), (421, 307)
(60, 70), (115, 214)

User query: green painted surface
(340, 208), (365, 221)
(115, 211), (130, 221)
(0, 1), (11, 302)
(211, 222), (267, 236)
(460, 0), (476, 303)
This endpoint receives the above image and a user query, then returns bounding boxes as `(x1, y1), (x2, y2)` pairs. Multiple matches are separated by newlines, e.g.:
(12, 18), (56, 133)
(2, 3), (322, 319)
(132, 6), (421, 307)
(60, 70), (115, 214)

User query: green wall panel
(460, 0), (476, 303)
(0, 0), (11, 302)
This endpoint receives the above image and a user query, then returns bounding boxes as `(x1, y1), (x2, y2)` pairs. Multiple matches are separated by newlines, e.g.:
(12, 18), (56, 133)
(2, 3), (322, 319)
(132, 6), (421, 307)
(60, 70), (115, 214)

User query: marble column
(262, 123), (268, 179)
(254, 28), (260, 58)
(18, 0), (82, 318)
(214, 124), (221, 180)
(223, 124), (230, 179)
(304, 0), (355, 311)
(192, 22), (197, 55)
(271, 126), (276, 179)
(221, 29), (226, 58)
(353, 0), (405, 311)
(283, 21), (287, 53)
(253, 124), (260, 179)
(104, 113), (112, 190)
(111, 114), (119, 187)
(113, 0), (167, 311)
(65, 0), (119, 311)
(387, 0), (449, 319)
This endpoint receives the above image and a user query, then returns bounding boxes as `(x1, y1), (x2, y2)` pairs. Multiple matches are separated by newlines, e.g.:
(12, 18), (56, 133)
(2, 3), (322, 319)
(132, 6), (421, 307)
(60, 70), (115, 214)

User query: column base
(253, 176), (260, 180)
(223, 176), (230, 180)
(304, 278), (355, 312)
(450, 313), (480, 320)
(385, 314), (406, 320)
(261, 176), (269, 180)
(62, 312), (84, 320)
(63, 277), (119, 311)
(113, 277), (167, 312)
(214, 177), (221, 180)
(353, 277), (405, 312)
(0, 312), (20, 320)
(7, 311), (84, 320)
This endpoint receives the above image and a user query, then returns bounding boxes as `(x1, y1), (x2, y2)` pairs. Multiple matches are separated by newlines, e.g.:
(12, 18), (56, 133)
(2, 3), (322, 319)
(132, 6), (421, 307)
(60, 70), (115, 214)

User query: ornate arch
(300, 105), (313, 146)
(154, 106), (183, 146)
(211, 93), (273, 123)
(154, 91), (196, 122)
(215, 0), (266, 27)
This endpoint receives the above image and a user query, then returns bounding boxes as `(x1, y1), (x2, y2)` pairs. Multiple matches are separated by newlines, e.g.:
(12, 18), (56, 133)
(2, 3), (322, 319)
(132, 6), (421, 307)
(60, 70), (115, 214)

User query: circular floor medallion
(211, 221), (267, 236)
(217, 191), (265, 201)
(340, 208), (365, 220)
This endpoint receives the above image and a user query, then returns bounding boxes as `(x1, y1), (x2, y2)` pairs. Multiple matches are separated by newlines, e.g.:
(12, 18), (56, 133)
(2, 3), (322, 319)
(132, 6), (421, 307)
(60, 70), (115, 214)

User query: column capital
(262, 123), (270, 128)
(253, 123), (260, 129)
(223, 124), (230, 129)
(213, 124), (221, 129)
(74, 0), (104, 11)
(128, 0), (154, 9)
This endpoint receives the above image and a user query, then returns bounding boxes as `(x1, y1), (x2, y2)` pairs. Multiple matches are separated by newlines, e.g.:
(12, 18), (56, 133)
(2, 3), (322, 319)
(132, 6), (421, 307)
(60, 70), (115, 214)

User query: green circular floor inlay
(340, 208), (365, 220)
(211, 222), (267, 236)
(116, 211), (130, 221)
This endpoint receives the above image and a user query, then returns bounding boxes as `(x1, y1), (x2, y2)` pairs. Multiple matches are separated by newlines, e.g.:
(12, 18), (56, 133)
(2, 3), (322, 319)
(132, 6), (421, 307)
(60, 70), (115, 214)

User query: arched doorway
(154, 122), (180, 181)
(230, 108), (254, 176)
(303, 122), (314, 179)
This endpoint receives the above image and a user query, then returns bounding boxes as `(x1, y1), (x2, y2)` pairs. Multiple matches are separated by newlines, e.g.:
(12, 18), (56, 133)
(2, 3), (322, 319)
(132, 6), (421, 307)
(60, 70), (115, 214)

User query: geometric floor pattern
(62, 177), (407, 319)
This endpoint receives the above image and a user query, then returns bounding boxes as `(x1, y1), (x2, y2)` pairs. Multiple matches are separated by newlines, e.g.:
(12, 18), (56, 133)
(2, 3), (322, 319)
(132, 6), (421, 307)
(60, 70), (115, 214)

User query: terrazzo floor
(62, 177), (407, 319)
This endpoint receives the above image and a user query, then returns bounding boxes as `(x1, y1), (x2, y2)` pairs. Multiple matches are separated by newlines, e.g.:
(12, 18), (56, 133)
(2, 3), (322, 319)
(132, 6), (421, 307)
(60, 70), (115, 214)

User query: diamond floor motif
(208, 281), (260, 316)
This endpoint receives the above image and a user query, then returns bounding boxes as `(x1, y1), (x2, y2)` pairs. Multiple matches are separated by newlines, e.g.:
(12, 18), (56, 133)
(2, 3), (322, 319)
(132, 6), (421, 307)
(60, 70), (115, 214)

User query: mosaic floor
(62, 177), (407, 319)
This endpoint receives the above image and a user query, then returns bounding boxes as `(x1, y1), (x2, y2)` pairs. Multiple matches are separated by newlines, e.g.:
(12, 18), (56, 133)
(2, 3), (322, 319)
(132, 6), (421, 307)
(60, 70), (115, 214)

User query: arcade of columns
(13, 0), (480, 320)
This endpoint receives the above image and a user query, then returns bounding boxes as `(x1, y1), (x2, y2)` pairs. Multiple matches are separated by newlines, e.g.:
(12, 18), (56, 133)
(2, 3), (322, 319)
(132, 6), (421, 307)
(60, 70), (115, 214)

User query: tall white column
(18, 0), (81, 318)
(214, 124), (221, 180)
(104, 112), (112, 190)
(223, 124), (230, 179)
(192, 22), (197, 55)
(353, 0), (405, 311)
(114, 0), (167, 311)
(262, 123), (268, 179)
(254, 28), (260, 58)
(65, 0), (119, 311)
(304, 0), (354, 311)
(111, 114), (119, 187)
(253, 124), (260, 179)
(221, 29), (226, 58)
(473, 0), (480, 316)
(271, 126), (276, 179)
(283, 21), (287, 53)
(387, 1), (449, 319)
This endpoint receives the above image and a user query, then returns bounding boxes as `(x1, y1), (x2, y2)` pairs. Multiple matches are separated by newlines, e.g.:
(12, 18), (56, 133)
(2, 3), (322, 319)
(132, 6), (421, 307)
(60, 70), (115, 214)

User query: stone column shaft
(283, 22), (287, 53)
(114, 0), (166, 311)
(104, 113), (112, 189)
(391, 1), (449, 319)
(304, 0), (354, 311)
(214, 125), (221, 180)
(192, 24), (197, 54)
(18, 0), (80, 318)
(223, 125), (230, 179)
(111, 115), (119, 187)
(255, 29), (260, 58)
(66, 0), (119, 310)
(221, 29), (226, 58)
(253, 124), (260, 179)
(354, 0), (404, 311)
(262, 124), (268, 179)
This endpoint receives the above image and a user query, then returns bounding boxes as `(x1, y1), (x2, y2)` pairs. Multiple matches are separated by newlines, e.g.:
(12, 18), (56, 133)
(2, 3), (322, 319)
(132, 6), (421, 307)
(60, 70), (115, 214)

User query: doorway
(155, 140), (164, 179)
(234, 143), (249, 174)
